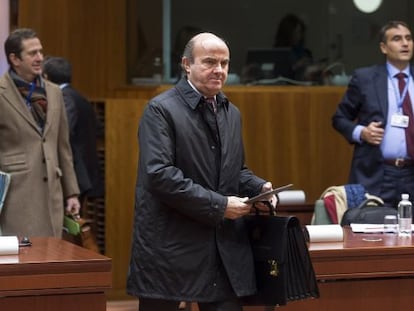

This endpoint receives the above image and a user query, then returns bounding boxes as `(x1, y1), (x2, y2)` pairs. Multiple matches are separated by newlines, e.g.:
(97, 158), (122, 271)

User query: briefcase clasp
(268, 260), (279, 276)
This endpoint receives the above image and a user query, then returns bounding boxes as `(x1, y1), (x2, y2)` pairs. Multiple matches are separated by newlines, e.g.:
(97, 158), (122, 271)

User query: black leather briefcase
(242, 211), (319, 306)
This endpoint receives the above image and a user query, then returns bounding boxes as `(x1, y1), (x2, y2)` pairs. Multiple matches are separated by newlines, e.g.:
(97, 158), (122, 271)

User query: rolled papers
(278, 190), (306, 205)
(0, 236), (19, 255)
(305, 225), (344, 243)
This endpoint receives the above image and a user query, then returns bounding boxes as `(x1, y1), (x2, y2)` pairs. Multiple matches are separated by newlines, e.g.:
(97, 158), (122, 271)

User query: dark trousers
(381, 165), (414, 209)
(138, 297), (242, 311)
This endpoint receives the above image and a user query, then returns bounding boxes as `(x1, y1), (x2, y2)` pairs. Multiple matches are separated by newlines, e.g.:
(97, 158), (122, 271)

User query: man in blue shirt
(332, 20), (414, 207)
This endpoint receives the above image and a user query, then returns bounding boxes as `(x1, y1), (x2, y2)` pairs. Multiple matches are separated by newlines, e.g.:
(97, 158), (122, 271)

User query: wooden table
(189, 227), (414, 310)
(279, 228), (414, 310)
(0, 237), (112, 310)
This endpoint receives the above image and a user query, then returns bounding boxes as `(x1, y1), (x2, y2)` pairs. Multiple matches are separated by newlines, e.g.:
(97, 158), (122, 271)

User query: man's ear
(379, 42), (387, 55)
(182, 57), (191, 74)
(9, 53), (20, 67)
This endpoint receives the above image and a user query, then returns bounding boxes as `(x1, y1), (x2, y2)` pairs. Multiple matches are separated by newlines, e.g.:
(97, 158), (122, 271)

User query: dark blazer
(332, 64), (414, 196)
(62, 86), (103, 197)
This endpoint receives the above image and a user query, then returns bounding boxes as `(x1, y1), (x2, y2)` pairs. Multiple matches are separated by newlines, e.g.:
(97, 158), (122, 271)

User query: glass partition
(127, 0), (413, 85)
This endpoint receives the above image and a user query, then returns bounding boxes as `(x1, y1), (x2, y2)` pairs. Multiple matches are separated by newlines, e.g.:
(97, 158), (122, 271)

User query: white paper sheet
(305, 224), (344, 243)
(350, 223), (414, 233)
(0, 236), (19, 255)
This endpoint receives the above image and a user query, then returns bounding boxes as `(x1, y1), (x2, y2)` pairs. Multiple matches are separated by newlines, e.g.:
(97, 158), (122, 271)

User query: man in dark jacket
(127, 32), (276, 311)
(332, 21), (414, 207)
(42, 56), (104, 204)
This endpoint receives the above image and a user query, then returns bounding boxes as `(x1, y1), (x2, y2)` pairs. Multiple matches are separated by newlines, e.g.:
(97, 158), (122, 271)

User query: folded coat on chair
(312, 184), (385, 225)
(318, 184), (366, 224)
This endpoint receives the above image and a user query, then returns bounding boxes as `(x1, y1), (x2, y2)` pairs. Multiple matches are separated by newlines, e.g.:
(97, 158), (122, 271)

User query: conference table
(277, 227), (414, 310)
(188, 227), (414, 311)
(0, 237), (112, 310)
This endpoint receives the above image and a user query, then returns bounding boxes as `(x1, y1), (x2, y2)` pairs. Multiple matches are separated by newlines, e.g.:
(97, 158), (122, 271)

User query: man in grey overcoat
(0, 28), (80, 237)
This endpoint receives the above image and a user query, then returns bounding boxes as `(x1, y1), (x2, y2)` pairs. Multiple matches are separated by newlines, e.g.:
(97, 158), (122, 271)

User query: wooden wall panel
(114, 84), (170, 99)
(223, 86), (351, 202)
(17, 0), (125, 99)
(105, 98), (147, 299)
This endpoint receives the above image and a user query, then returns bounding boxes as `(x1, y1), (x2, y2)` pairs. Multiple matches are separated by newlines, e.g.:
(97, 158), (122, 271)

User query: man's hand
(224, 196), (251, 219)
(253, 182), (278, 212)
(361, 121), (384, 145)
(224, 182), (279, 218)
(65, 196), (81, 219)
(253, 195), (277, 212)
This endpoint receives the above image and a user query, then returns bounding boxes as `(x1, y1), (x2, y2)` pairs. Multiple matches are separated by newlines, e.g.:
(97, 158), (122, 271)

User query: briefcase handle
(252, 200), (276, 216)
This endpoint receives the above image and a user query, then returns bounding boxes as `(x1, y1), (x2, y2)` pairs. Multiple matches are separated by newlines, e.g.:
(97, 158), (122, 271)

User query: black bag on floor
(242, 208), (319, 306)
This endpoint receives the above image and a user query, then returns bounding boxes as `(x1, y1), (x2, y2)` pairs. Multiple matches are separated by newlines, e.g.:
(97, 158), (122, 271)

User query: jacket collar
(0, 72), (41, 133)
(174, 77), (230, 111)
(0, 71), (54, 136)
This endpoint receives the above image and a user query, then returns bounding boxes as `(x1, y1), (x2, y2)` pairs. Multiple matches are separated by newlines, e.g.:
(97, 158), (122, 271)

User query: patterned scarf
(10, 70), (47, 131)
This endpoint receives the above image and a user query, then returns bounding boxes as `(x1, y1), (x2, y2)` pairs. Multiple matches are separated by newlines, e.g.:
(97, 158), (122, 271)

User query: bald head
(192, 32), (228, 47)
(181, 32), (230, 97)
(182, 32), (229, 64)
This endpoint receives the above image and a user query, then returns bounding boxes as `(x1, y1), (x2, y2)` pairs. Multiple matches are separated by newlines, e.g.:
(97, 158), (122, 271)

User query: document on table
(351, 223), (414, 233)
(245, 183), (293, 204)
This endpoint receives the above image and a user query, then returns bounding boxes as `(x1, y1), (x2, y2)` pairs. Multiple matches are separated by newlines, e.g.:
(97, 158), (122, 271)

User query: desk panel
(0, 238), (112, 310)
(280, 229), (414, 310)
(188, 227), (414, 311)
(276, 278), (414, 311)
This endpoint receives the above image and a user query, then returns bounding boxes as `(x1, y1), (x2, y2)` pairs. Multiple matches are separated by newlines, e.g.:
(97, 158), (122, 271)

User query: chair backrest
(311, 199), (332, 225)
(311, 184), (367, 225)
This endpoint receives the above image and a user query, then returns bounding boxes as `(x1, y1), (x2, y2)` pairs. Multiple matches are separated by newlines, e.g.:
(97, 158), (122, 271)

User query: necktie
(205, 97), (217, 113)
(396, 72), (414, 159)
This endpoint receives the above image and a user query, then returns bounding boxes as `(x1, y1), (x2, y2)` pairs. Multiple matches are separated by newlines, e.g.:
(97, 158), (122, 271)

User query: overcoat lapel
(0, 73), (42, 135)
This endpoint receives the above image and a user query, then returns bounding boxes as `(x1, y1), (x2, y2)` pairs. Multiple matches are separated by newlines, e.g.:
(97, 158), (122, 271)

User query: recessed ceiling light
(353, 0), (382, 13)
